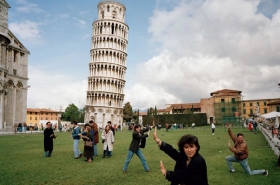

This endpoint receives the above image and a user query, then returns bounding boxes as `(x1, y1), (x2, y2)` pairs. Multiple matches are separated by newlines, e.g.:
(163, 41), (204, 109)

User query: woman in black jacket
(153, 127), (208, 185)
(123, 124), (150, 173)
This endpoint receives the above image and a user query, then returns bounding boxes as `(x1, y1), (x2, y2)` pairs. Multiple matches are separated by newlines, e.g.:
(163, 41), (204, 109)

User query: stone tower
(84, 0), (128, 128)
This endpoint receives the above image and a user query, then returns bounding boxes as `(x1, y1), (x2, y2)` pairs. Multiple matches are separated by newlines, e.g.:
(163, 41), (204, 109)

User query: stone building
(0, 0), (29, 131)
(84, 0), (128, 128)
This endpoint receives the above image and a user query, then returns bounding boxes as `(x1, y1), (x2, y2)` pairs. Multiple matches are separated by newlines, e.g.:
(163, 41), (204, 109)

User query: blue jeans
(94, 144), (97, 156)
(73, 139), (82, 158)
(226, 156), (265, 175)
(123, 149), (149, 171)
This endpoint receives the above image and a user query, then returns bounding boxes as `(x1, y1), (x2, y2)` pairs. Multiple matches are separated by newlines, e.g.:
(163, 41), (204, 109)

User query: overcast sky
(7, 0), (280, 111)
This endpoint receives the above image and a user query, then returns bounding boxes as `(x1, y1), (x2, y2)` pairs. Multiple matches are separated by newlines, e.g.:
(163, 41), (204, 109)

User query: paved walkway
(0, 130), (43, 135)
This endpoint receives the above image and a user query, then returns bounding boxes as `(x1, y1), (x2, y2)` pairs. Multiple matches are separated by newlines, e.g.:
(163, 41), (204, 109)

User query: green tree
(62, 103), (80, 123)
(154, 106), (157, 115)
(79, 107), (85, 123)
(123, 102), (133, 122)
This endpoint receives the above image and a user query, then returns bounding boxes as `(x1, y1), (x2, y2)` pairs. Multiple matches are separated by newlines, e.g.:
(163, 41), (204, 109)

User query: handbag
(102, 139), (105, 143)
(84, 140), (93, 148)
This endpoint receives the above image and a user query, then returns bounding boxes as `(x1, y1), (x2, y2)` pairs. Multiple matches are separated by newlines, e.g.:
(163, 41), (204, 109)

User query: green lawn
(0, 127), (279, 185)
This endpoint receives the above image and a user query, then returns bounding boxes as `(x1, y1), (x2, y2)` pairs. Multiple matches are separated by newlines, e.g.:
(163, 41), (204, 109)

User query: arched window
(107, 5), (110, 12)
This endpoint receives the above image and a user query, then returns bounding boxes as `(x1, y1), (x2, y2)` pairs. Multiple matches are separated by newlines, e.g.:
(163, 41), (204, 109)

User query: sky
(7, 0), (280, 111)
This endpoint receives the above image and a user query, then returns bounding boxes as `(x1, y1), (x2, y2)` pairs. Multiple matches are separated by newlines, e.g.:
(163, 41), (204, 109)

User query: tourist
(153, 127), (208, 185)
(44, 122), (57, 157)
(90, 120), (99, 156)
(79, 125), (93, 162)
(107, 121), (115, 136)
(123, 124), (150, 173)
(101, 125), (114, 158)
(211, 122), (215, 135)
(253, 121), (258, 134)
(85, 123), (94, 160)
(23, 122), (27, 132)
(72, 121), (82, 159)
(192, 123), (195, 129)
(226, 124), (268, 175)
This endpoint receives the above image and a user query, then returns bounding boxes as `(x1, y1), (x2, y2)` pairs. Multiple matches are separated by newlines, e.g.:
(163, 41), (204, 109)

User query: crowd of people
(43, 120), (276, 185)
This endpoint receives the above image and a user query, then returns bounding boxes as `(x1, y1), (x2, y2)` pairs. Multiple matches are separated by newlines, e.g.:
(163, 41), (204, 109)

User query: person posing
(44, 122), (57, 157)
(226, 124), (268, 175)
(211, 122), (215, 135)
(101, 125), (114, 158)
(72, 121), (82, 159)
(79, 125), (93, 162)
(153, 127), (208, 185)
(90, 120), (99, 156)
(123, 124), (151, 173)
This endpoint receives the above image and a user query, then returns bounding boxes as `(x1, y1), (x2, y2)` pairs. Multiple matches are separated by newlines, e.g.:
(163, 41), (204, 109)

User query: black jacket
(128, 128), (149, 153)
(160, 141), (208, 185)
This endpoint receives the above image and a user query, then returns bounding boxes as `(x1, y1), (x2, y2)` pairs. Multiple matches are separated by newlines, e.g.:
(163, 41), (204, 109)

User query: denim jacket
(72, 126), (81, 140)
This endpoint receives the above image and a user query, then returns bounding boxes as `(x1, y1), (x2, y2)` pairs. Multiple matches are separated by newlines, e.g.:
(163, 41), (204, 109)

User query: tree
(123, 102), (133, 122)
(154, 106), (158, 115)
(62, 103), (80, 123)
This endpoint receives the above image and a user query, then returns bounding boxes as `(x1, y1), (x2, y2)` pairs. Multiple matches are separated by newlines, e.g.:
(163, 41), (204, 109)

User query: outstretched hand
(153, 127), (158, 141)
(160, 160), (167, 176)
(227, 124), (232, 129)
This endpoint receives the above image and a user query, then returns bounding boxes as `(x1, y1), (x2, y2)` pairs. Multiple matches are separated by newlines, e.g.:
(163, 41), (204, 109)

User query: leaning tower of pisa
(84, 0), (128, 128)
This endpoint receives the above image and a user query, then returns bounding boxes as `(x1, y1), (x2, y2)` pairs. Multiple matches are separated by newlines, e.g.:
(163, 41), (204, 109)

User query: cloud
(59, 14), (69, 19)
(9, 20), (41, 40)
(74, 18), (86, 25)
(125, 0), (280, 109)
(27, 66), (87, 111)
(79, 10), (90, 16)
(15, 0), (44, 14)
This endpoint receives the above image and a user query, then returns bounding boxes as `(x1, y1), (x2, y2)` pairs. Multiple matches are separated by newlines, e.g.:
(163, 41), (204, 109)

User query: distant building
(26, 108), (60, 128)
(84, 1), (128, 128)
(0, 1), (29, 131)
(139, 89), (280, 125)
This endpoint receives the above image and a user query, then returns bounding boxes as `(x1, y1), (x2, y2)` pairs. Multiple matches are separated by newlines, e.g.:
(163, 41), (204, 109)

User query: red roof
(210, 89), (242, 96)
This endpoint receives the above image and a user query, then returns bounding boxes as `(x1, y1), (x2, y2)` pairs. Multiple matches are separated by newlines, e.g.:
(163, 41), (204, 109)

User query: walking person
(72, 121), (82, 159)
(225, 124), (268, 175)
(44, 122), (57, 157)
(153, 127), (208, 185)
(90, 120), (99, 156)
(123, 124), (151, 173)
(101, 125), (114, 158)
(211, 122), (215, 135)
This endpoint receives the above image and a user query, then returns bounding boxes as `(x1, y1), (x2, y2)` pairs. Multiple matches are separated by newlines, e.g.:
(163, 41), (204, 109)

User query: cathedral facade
(0, 0), (29, 131)
(84, 0), (128, 128)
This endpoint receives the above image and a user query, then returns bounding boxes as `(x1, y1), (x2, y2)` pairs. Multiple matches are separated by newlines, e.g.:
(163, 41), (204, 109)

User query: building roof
(139, 112), (147, 116)
(27, 108), (60, 113)
(267, 100), (280, 106)
(210, 89), (242, 96)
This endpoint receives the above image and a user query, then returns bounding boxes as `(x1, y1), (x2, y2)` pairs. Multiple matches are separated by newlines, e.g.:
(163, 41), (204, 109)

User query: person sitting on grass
(153, 127), (208, 185)
(226, 124), (268, 176)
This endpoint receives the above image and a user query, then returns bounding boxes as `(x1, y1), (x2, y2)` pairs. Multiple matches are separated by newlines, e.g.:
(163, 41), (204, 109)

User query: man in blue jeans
(226, 124), (268, 175)
(72, 121), (82, 159)
(123, 124), (150, 173)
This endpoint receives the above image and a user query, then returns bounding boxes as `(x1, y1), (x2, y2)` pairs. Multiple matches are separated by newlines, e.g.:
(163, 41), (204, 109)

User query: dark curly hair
(178, 134), (200, 152)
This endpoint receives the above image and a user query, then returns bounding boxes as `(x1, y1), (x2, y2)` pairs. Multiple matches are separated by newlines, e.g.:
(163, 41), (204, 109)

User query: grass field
(0, 126), (279, 185)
